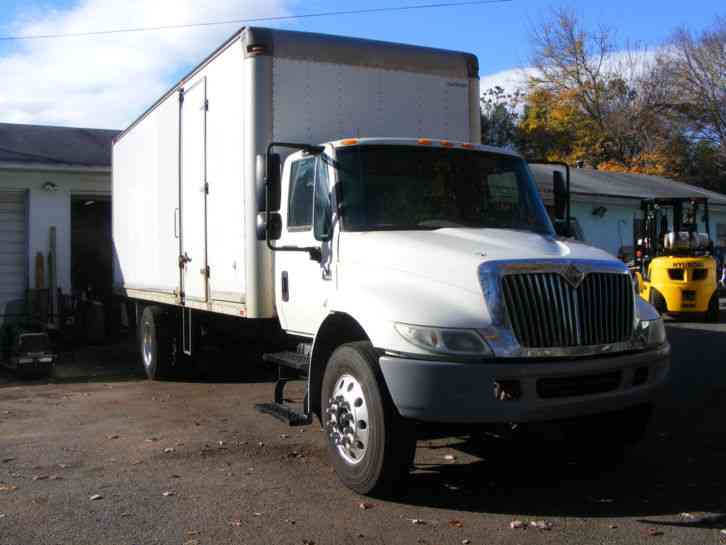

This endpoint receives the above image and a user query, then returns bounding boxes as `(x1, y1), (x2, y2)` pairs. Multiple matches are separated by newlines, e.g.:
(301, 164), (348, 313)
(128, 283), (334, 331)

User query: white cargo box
(113, 27), (481, 319)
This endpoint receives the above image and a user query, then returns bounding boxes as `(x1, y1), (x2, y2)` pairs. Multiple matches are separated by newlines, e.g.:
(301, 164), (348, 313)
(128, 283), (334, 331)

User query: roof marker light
(417, 138), (432, 145)
(340, 138), (359, 146)
(461, 143), (474, 149)
(440, 140), (453, 147)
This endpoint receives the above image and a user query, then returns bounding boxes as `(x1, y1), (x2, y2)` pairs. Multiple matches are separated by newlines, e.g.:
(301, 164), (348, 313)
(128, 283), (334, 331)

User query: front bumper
(379, 344), (670, 424)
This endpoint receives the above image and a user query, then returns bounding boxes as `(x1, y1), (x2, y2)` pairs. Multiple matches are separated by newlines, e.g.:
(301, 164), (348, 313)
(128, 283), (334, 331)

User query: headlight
(394, 323), (493, 357)
(635, 318), (667, 348)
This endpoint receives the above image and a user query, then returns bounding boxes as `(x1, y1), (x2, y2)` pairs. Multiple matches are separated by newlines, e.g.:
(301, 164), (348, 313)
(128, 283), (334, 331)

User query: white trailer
(114, 27), (670, 495)
(113, 27), (480, 320)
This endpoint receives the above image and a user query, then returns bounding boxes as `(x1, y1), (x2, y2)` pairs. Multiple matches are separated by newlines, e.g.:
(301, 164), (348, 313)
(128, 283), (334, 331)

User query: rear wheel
(139, 306), (175, 380)
(706, 293), (721, 323)
(321, 342), (415, 496)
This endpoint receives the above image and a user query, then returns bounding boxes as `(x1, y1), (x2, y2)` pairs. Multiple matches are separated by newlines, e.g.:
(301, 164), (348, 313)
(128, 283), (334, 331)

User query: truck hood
(340, 228), (617, 293)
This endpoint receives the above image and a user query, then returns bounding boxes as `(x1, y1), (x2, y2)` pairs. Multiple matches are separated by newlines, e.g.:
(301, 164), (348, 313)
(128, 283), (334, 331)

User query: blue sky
(0, 0), (722, 128)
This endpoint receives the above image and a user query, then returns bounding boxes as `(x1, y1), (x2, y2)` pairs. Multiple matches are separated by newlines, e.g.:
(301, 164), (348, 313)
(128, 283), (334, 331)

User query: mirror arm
(528, 159), (571, 237)
(264, 142), (324, 262)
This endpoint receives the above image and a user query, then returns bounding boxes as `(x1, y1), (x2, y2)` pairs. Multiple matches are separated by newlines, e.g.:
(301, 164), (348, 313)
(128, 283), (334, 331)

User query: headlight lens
(635, 318), (667, 348)
(394, 323), (493, 356)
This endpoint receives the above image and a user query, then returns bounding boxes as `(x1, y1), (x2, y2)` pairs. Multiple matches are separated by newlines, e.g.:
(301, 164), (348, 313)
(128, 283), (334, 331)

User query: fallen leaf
(302, 540), (315, 545)
(32, 475), (49, 481)
(680, 512), (696, 519)
(230, 520), (243, 527)
(163, 447), (175, 454)
(162, 491), (175, 497)
(510, 520), (526, 529)
(647, 528), (663, 537)
(121, 513), (131, 517)
(462, 540), (471, 545)
(280, 434), (289, 439)
(448, 520), (464, 529)
(89, 494), (103, 501)
(444, 454), (456, 461)
(411, 519), (426, 525)
(107, 434), (119, 440)
(0, 484), (18, 493)
(359, 502), (374, 510)
(253, 512), (262, 517)
(530, 520), (553, 531)
(609, 524), (618, 529)
(49, 475), (62, 481)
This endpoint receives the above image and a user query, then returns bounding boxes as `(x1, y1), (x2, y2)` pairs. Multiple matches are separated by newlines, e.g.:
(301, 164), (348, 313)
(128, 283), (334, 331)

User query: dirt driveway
(1, 321), (726, 545)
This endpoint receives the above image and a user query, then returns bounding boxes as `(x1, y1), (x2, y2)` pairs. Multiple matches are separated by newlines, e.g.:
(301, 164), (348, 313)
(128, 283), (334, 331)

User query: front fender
(329, 262), (490, 355)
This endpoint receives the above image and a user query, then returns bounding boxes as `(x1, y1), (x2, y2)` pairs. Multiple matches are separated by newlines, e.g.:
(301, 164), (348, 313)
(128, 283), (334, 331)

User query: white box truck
(113, 27), (670, 495)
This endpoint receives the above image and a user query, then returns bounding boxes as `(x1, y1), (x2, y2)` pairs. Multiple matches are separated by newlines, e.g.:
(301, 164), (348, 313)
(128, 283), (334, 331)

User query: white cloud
(479, 66), (538, 96)
(479, 47), (662, 100)
(0, 0), (291, 129)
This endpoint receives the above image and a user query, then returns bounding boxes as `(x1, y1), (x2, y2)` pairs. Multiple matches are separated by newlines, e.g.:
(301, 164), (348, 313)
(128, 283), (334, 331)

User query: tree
(479, 86), (523, 149)
(655, 17), (726, 189)
(526, 7), (671, 170)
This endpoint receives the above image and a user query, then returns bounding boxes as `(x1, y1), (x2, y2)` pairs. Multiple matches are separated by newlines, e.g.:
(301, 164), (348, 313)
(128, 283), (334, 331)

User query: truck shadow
(399, 323), (726, 521)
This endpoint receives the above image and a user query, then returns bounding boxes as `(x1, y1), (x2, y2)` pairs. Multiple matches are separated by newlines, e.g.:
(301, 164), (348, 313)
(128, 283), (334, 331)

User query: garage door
(0, 191), (27, 322)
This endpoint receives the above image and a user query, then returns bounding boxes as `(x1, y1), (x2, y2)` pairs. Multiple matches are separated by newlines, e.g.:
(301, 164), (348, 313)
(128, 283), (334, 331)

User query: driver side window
(287, 157), (315, 231)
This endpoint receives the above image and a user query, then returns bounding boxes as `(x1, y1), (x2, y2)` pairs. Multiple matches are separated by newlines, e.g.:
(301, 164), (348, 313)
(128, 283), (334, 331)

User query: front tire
(321, 342), (415, 496)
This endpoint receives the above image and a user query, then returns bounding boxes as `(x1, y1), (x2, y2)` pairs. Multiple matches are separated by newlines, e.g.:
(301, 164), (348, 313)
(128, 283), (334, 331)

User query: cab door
(275, 152), (335, 336)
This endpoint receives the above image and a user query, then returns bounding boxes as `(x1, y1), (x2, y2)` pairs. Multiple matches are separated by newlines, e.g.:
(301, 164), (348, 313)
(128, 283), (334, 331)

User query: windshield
(336, 145), (554, 234)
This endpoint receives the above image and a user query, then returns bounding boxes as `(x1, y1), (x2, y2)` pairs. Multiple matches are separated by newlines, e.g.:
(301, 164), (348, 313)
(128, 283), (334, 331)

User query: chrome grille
(501, 272), (634, 348)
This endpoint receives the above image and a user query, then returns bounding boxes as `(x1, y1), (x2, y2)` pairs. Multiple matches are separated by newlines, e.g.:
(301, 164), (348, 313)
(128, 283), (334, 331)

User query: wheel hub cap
(326, 374), (369, 465)
(141, 320), (153, 369)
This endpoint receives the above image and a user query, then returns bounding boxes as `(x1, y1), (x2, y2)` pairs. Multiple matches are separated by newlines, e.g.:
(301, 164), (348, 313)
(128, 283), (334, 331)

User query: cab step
(255, 402), (312, 426)
(256, 347), (313, 426)
(262, 350), (309, 376)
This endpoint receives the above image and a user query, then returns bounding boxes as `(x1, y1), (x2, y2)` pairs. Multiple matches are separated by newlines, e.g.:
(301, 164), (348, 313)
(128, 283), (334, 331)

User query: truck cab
(260, 137), (671, 494)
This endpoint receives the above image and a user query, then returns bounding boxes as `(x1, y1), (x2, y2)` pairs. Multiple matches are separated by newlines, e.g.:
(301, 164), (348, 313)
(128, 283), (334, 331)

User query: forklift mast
(636, 197), (711, 270)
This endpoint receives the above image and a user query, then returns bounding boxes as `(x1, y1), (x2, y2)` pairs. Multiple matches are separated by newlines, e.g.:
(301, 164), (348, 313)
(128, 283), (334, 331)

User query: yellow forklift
(633, 197), (720, 322)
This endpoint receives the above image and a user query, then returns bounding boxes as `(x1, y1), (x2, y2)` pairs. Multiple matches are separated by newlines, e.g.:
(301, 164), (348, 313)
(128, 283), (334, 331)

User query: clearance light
(440, 140), (454, 147)
(461, 143), (474, 149)
(417, 138), (432, 145)
(340, 138), (359, 146)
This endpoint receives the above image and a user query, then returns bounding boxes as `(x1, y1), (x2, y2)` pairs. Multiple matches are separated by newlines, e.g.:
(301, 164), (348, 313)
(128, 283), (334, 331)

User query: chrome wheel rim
(326, 374), (369, 465)
(141, 319), (153, 370)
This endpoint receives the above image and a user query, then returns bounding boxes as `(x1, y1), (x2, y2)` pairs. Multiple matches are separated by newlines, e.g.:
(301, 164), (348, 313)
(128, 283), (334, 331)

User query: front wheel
(321, 342), (415, 496)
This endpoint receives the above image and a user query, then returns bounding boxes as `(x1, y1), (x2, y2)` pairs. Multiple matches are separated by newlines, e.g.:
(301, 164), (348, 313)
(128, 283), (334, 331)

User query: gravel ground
(1, 317), (725, 545)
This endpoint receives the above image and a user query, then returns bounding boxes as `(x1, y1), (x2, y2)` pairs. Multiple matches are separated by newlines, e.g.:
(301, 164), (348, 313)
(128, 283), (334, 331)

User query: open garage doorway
(71, 196), (112, 300)
(70, 196), (112, 342)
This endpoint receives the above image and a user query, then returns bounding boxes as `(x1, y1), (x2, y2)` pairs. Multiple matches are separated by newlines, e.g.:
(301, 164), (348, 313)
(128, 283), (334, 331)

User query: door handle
(281, 271), (289, 302)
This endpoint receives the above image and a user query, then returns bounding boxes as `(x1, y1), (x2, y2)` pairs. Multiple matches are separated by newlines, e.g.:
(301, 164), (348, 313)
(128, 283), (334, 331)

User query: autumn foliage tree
(481, 9), (725, 192)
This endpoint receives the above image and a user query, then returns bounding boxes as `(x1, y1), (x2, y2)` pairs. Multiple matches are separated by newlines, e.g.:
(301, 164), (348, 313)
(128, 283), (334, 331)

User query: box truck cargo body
(114, 28), (670, 496)
(113, 27), (480, 319)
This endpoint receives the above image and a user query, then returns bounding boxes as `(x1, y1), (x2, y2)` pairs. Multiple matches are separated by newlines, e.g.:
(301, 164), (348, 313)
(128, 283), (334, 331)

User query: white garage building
(0, 123), (118, 323)
(531, 165), (726, 258)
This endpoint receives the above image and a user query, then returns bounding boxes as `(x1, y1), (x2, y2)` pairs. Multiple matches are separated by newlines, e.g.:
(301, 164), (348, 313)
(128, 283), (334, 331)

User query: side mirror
(266, 153), (282, 211)
(553, 170), (567, 221)
(256, 211), (282, 241)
